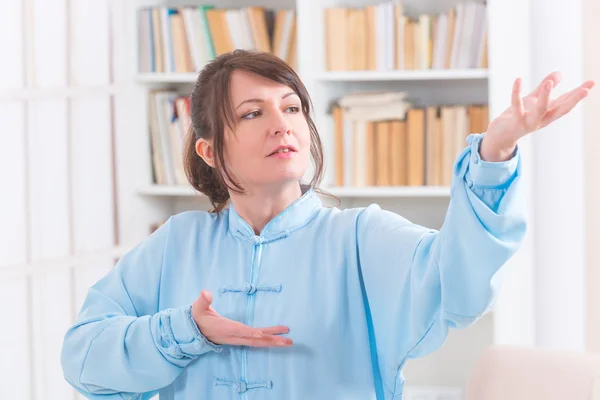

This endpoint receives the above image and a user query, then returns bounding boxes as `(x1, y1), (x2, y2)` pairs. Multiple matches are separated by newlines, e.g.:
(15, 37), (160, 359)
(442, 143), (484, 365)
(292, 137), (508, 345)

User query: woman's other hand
(191, 290), (293, 347)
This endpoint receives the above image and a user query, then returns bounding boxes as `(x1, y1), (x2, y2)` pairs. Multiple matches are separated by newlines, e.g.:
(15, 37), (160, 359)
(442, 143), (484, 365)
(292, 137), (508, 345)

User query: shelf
(137, 184), (450, 198)
(324, 186), (450, 198)
(136, 73), (199, 83)
(135, 69), (487, 84)
(137, 184), (200, 196)
(316, 68), (488, 82)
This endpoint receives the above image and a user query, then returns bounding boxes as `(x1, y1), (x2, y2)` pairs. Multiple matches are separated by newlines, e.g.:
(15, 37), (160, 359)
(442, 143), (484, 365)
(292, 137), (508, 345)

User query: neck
(229, 182), (304, 235)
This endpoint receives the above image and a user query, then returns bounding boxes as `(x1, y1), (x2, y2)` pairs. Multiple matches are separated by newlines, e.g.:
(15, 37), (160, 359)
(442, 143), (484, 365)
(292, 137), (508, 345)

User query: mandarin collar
(228, 186), (323, 243)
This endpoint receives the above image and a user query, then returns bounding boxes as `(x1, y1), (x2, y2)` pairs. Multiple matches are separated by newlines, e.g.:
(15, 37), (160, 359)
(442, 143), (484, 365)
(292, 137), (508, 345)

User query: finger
(527, 71), (562, 98)
(226, 335), (294, 348)
(196, 290), (213, 312)
(257, 325), (290, 335)
(542, 87), (590, 126)
(549, 80), (595, 109)
(512, 77), (525, 116)
(222, 318), (267, 338)
(549, 87), (580, 109)
(582, 79), (596, 90)
(554, 87), (590, 115)
(534, 79), (553, 118)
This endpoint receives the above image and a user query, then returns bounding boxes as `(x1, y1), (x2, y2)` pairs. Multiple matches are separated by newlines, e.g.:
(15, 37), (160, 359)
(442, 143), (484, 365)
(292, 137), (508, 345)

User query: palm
(192, 290), (292, 347)
(487, 71), (595, 144)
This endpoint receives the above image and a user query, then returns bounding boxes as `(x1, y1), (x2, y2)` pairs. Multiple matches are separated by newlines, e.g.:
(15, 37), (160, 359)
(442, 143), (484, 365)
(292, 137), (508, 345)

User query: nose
(269, 109), (292, 136)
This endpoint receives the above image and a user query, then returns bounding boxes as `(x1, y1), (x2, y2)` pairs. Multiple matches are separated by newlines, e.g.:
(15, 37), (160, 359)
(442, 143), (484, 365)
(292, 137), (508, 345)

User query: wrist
(479, 134), (517, 162)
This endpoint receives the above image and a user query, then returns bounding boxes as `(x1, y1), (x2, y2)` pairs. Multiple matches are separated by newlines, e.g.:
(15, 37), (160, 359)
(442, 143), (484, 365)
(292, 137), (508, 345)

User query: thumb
(197, 290), (213, 311)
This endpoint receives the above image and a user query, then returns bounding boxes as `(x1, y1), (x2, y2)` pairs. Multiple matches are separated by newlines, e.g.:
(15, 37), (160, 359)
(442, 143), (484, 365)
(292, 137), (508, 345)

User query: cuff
(161, 305), (223, 358)
(465, 133), (520, 189)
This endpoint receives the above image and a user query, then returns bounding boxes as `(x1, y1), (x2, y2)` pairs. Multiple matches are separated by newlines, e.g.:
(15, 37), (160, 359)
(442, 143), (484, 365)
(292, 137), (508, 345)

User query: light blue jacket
(61, 133), (527, 400)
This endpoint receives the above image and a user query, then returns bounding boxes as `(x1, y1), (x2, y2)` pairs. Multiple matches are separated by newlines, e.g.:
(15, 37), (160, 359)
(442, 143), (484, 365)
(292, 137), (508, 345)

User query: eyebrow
(235, 92), (298, 110)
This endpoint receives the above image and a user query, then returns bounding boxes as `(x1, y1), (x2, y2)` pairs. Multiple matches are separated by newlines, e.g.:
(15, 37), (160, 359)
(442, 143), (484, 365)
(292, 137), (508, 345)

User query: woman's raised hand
(481, 71), (595, 162)
(191, 290), (293, 347)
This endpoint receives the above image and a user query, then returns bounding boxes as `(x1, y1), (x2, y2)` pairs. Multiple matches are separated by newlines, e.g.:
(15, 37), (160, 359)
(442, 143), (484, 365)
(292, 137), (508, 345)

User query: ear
(195, 138), (215, 168)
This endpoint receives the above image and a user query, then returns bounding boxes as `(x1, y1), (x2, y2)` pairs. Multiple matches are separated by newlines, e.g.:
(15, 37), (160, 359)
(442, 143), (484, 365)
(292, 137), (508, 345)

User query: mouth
(268, 145), (297, 157)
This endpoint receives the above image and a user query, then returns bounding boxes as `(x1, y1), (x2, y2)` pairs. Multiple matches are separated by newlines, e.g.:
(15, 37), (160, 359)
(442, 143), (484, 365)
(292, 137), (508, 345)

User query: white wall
(583, 0), (600, 354)
(530, 0), (588, 351)
(0, 1), (121, 399)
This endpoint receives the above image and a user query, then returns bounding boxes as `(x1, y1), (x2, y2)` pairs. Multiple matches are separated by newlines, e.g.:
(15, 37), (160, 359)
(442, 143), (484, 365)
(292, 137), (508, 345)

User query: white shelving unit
(315, 68), (489, 82)
(137, 183), (452, 198)
(135, 72), (199, 83)
(117, 0), (536, 396)
(135, 69), (488, 84)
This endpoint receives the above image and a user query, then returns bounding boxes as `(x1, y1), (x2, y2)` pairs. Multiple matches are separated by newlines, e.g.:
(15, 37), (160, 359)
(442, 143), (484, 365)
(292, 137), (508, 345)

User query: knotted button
(168, 344), (181, 358)
(251, 235), (263, 245)
(244, 283), (257, 295)
(233, 382), (247, 393)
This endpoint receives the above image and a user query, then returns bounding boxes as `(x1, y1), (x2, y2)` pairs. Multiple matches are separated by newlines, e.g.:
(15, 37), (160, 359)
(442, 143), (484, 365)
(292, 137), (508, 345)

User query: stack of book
(138, 5), (297, 73)
(147, 90), (191, 186)
(330, 92), (489, 187)
(324, 1), (487, 71)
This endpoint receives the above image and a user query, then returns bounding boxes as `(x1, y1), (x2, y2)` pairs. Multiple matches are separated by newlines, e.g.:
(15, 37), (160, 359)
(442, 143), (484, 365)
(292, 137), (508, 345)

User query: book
(331, 91), (489, 187)
(323, 1), (488, 71)
(137, 6), (297, 73)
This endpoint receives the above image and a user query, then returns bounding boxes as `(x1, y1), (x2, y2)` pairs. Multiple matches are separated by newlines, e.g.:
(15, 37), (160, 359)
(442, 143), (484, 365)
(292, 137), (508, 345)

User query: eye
(286, 106), (300, 113)
(241, 110), (261, 120)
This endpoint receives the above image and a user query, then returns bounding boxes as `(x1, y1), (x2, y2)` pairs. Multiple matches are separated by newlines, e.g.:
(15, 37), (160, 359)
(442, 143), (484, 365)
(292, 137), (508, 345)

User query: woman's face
(211, 69), (311, 191)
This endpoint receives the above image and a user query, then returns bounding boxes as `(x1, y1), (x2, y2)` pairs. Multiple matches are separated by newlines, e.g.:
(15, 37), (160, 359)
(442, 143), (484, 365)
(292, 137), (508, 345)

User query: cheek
(292, 117), (310, 143)
(223, 135), (244, 171)
(224, 131), (262, 169)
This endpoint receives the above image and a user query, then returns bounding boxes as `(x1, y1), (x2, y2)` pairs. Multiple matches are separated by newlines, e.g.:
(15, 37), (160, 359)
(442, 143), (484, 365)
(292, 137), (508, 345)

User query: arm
(60, 218), (222, 399)
(356, 133), (527, 393)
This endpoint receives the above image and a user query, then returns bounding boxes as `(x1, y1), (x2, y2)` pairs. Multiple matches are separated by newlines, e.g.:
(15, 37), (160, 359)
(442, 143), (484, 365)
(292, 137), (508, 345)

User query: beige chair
(466, 345), (600, 400)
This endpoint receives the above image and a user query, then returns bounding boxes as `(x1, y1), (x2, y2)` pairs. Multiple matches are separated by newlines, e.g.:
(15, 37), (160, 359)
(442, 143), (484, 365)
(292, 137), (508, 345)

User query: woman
(61, 50), (593, 399)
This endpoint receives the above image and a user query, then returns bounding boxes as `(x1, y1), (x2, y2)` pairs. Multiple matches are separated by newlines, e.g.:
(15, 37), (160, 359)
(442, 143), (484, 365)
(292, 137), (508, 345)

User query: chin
(275, 174), (305, 186)
(261, 172), (306, 188)
(271, 164), (307, 180)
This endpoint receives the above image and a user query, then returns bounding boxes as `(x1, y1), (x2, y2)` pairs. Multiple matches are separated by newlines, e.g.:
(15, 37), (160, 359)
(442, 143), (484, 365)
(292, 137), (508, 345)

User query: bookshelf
(118, 0), (536, 396)
(315, 68), (489, 82)
(135, 72), (199, 83)
(137, 183), (452, 198)
(134, 69), (488, 84)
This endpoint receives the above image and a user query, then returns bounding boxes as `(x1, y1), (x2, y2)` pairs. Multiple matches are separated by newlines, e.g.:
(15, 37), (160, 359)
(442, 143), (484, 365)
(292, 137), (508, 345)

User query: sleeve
(355, 133), (527, 395)
(60, 217), (222, 399)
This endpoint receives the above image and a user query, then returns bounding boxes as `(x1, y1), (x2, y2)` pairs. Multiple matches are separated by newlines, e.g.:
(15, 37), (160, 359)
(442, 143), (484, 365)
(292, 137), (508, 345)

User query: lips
(268, 145), (297, 156)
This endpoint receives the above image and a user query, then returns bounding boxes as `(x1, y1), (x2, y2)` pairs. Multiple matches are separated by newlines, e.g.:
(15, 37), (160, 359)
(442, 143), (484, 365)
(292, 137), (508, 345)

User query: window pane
(33, 0), (67, 87)
(0, 0), (23, 89)
(0, 102), (27, 267)
(71, 0), (110, 85)
(29, 100), (70, 261)
(71, 96), (115, 253)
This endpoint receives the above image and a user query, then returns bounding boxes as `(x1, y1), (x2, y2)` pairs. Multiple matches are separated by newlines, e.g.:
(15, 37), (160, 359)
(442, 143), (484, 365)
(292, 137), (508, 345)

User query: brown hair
(183, 49), (326, 214)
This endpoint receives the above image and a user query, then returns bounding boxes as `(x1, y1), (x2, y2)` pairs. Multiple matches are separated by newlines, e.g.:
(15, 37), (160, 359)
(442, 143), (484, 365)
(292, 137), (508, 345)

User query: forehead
(229, 69), (294, 101)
